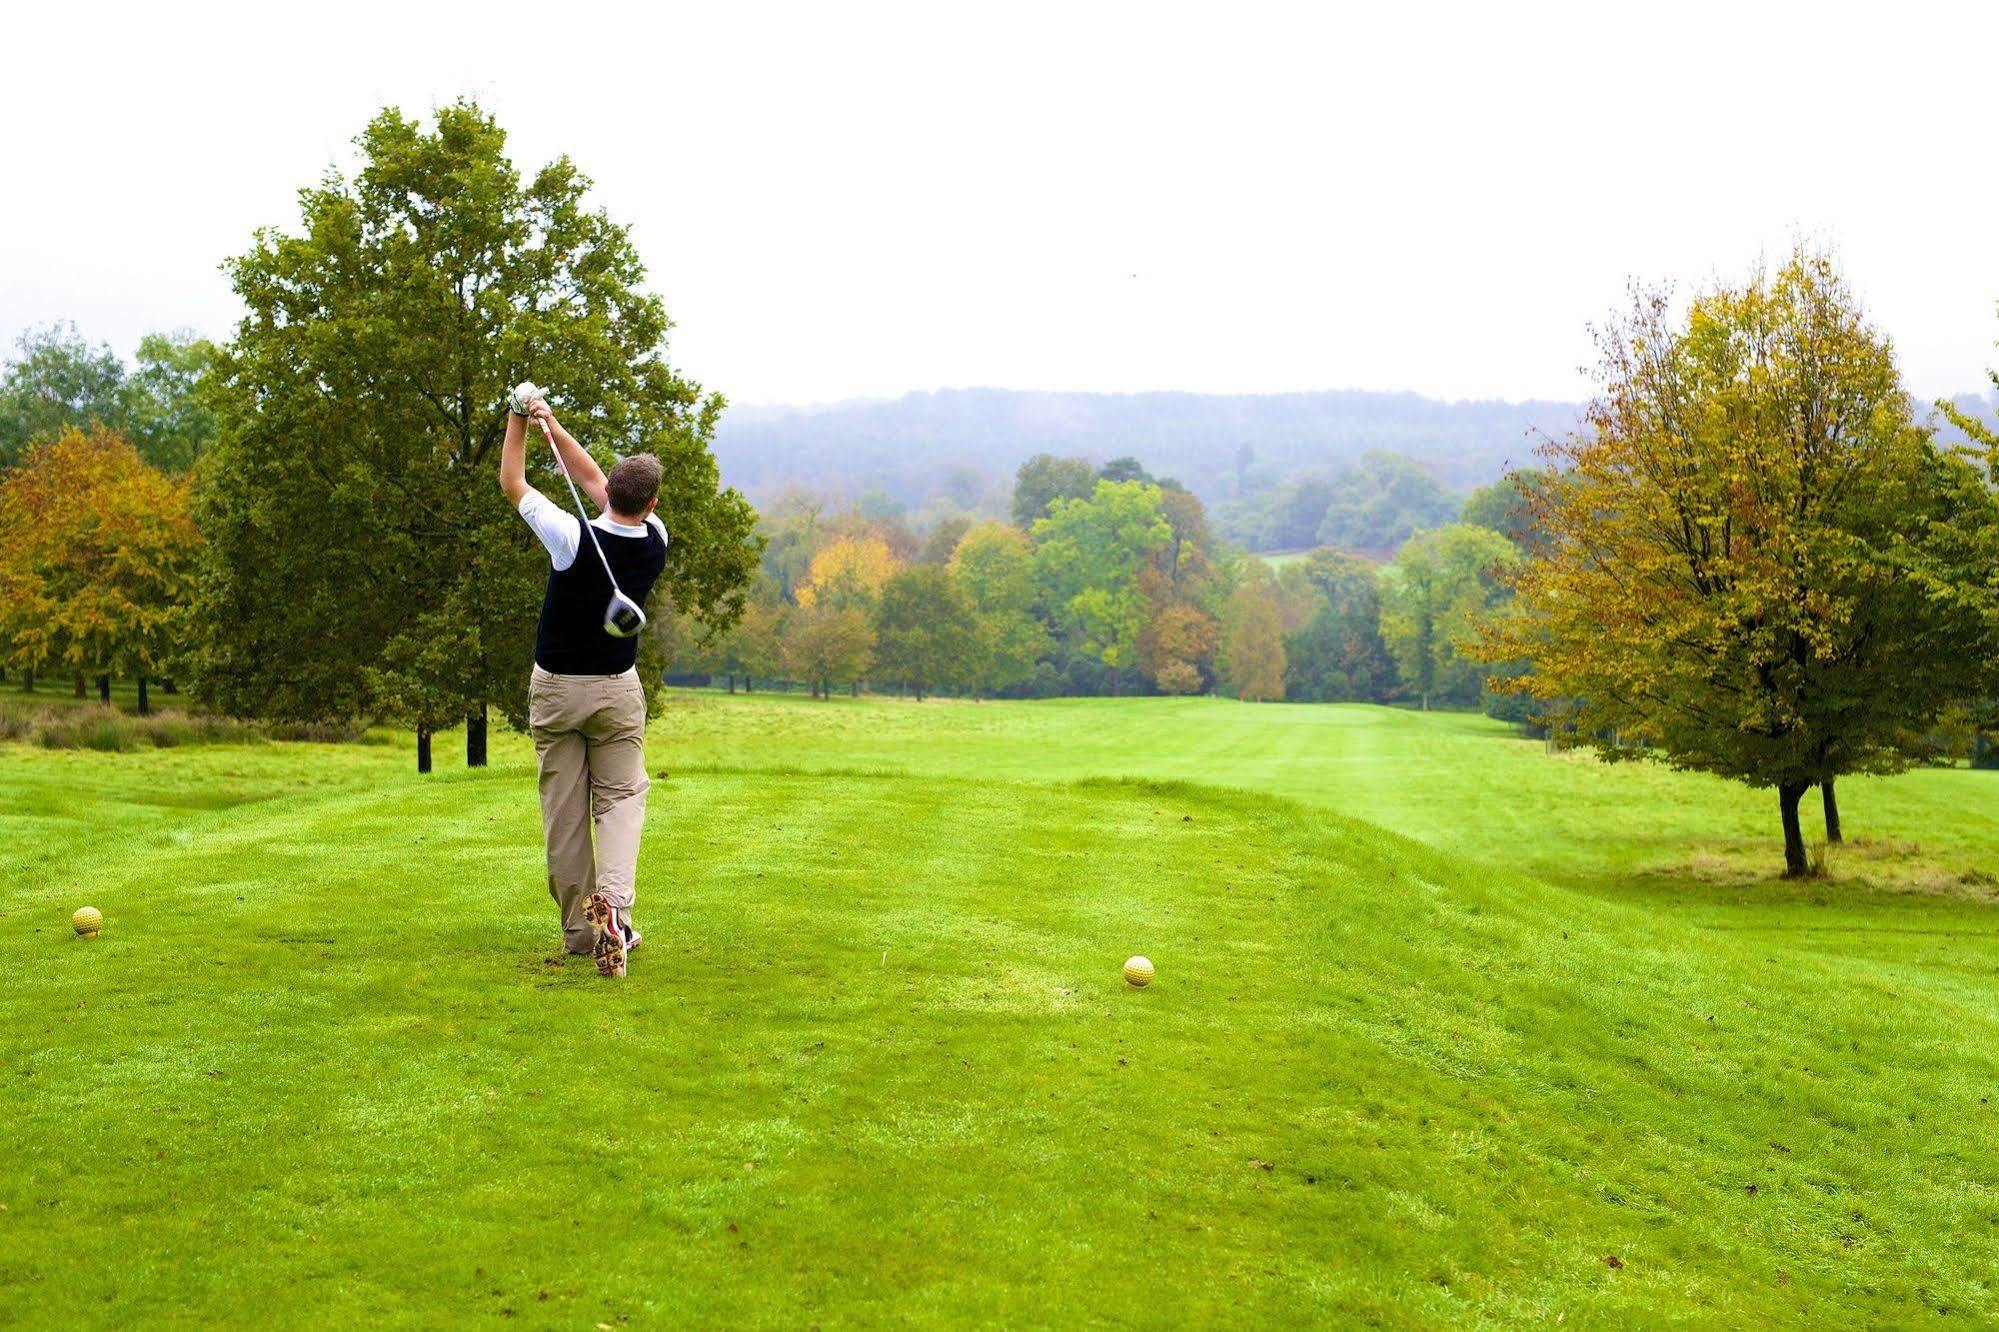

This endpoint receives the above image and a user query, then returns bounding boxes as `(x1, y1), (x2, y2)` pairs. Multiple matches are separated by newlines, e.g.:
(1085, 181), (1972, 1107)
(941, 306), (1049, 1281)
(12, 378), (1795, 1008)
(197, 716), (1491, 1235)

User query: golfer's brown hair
(606, 454), (663, 518)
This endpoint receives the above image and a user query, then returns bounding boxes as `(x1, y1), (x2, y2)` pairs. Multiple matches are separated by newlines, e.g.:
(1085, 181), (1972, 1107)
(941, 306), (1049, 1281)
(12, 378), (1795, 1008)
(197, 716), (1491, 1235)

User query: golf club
(512, 381), (648, 639)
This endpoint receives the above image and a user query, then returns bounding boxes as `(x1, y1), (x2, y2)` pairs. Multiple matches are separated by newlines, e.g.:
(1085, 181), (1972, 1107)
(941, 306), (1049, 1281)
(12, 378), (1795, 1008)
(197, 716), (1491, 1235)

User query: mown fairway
(6, 692), (1999, 1325)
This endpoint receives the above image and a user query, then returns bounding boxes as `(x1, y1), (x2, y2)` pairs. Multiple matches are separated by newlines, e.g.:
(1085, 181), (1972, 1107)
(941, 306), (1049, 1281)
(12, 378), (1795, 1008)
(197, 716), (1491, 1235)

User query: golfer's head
(606, 454), (663, 521)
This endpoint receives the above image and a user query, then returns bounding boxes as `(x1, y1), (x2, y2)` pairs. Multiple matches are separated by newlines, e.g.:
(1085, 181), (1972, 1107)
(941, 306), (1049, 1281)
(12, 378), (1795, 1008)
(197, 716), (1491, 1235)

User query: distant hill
(712, 387), (1584, 515)
(713, 386), (1999, 536)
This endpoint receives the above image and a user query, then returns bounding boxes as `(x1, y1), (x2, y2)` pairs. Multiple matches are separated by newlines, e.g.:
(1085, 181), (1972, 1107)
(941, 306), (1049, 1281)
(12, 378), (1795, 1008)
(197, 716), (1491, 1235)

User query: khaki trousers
(528, 666), (650, 954)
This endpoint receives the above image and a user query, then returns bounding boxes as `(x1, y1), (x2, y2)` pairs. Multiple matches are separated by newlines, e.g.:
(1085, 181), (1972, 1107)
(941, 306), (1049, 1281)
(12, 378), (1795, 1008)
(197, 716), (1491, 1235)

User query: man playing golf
(500, 386), (667, 978)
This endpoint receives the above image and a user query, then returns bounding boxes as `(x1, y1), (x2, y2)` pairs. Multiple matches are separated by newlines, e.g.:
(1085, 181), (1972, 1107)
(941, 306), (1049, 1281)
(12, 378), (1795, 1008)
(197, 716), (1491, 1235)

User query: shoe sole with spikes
(584, 893), (626, 978)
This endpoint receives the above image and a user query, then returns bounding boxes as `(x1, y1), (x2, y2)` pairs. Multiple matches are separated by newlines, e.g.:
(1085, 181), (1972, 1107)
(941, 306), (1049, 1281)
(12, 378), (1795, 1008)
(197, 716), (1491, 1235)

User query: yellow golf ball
(72, 906), (103, 939)
(1123, 955), (1154, 988)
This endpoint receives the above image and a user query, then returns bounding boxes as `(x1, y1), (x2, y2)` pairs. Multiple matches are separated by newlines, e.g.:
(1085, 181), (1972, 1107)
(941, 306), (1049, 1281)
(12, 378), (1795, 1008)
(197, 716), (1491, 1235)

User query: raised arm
(500, 404), (532, 506)
(530, 402), (611, 514)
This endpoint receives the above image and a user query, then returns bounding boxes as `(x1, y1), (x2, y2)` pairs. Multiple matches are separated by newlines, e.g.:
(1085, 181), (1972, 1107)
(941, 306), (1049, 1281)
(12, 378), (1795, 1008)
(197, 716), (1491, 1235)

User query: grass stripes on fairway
(4, 695), (1998, 1325)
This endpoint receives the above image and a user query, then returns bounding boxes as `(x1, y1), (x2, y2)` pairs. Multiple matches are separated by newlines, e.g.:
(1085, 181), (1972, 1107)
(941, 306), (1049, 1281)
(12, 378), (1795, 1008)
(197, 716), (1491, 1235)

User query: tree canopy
(950, 521), (1048, 695)
(1381, 523), (1518, 710)
(1219, 577), (1286, 701)
(0, 324), (217, 474)
(1479, 249), (1999, 874)
(872, 566), (983, 700)
(0, 427), (199, 706)
(0, 324), (125, 472)
(1031, 480), (1172, 690)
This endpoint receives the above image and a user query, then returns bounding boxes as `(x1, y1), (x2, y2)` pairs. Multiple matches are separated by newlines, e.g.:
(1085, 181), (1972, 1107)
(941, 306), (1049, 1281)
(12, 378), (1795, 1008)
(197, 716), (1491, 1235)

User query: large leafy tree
(1479, 249), (1999, 875)
(0, 427), (199, 712)
(1031, 479), (1171, 693)
(872, 566), (983, 700)
(192, 101), (758, 766)
(1218, 577), (1287, 701)
(1137, 601), (1218, 695)
(1381, 524), (1518, 710)
(949, 521), (1047, 695)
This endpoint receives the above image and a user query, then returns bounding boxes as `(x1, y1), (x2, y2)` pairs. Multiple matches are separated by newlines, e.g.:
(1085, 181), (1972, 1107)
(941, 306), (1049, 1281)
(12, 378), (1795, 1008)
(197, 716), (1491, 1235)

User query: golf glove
(508, 380), (547, 416)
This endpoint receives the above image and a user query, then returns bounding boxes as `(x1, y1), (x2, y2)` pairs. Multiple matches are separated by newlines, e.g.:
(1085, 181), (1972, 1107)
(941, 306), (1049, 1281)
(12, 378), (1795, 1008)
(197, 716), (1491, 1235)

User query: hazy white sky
(8, 1), (1999, 406)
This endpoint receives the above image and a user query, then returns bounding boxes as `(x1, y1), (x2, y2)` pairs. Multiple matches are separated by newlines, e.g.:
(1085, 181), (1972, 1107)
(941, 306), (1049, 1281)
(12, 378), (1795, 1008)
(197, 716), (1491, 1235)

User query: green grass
(5, 693), (1998, 1325)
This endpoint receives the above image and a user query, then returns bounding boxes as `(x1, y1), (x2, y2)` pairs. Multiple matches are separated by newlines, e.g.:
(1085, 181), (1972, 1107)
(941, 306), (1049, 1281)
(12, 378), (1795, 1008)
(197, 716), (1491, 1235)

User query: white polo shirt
(517, 489), (669, 571)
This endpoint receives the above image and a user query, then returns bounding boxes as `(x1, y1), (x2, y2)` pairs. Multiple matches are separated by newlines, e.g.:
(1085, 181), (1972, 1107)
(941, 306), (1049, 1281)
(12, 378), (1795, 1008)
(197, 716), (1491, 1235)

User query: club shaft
(538, 417), (624, 588)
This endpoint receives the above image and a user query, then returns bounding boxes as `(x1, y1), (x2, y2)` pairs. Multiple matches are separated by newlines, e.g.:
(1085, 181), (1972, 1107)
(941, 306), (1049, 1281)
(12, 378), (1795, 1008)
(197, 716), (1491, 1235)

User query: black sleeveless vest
(534, 519), (667, 674)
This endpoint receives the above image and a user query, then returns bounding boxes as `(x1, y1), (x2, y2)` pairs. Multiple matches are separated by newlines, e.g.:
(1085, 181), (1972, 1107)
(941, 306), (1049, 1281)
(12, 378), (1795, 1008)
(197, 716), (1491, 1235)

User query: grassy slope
(4, 695), (1998, 1325)
(666, 691), (1999, 896)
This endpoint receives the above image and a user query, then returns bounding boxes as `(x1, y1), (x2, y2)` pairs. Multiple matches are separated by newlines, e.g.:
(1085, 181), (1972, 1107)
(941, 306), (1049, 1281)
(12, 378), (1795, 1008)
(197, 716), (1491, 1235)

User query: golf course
(7, 691), (1998, 1325)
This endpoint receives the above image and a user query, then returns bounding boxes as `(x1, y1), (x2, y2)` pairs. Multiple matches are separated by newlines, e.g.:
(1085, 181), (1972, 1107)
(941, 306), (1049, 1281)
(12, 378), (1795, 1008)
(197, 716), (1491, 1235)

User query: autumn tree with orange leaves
(1477, 249), (1999, 876)
(0, 427), (201, 713)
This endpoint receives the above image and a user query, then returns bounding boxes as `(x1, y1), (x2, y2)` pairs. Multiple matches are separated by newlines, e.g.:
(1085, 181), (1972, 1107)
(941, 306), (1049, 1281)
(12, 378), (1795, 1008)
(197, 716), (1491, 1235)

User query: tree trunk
(20, 670), (33, 693)
(417, 726), (433, 774)
(74, 674), (86, 699)
(1779, 781), (1809, 878)
(466, 702), (487, 768)
(161, 677), (177, 694)
(914, 683), (924, 702)
(137, 675), (151, 717)
(727, 674), (736, 694)
(1821, 778), (1842, 845)
(97, 674), (111, 704)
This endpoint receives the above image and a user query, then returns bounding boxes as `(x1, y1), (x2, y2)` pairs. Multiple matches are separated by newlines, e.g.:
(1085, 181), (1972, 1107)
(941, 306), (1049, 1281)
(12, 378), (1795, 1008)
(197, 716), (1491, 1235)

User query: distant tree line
(0, 322), (218, 475)
(662, 450), (1543, 711)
